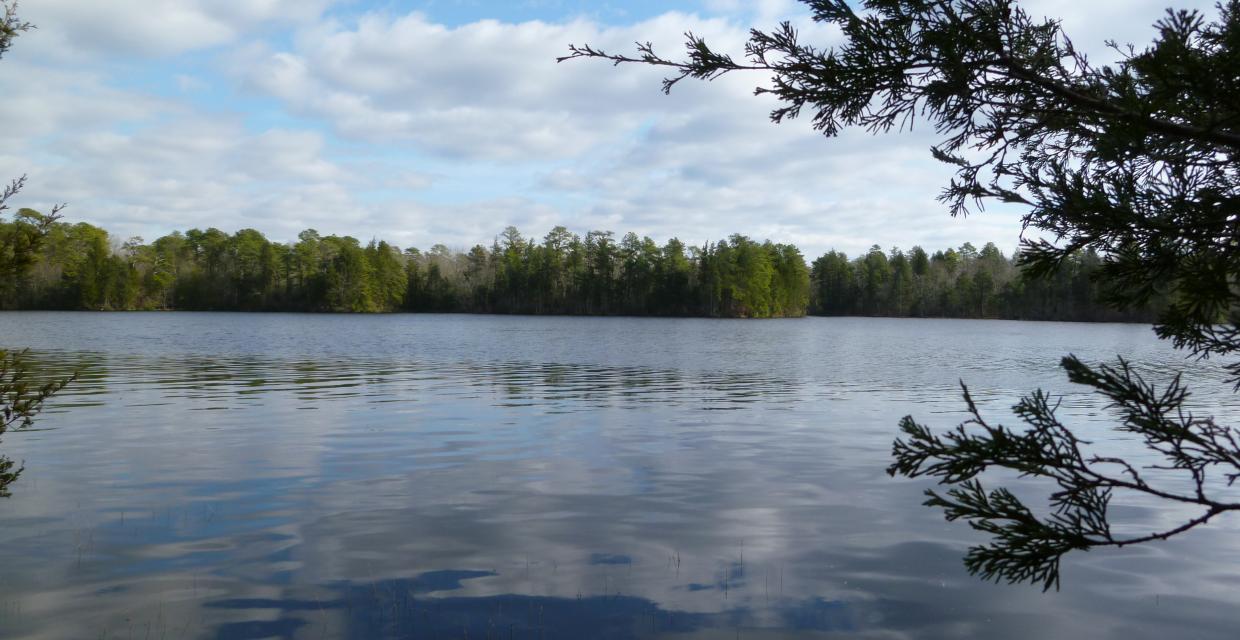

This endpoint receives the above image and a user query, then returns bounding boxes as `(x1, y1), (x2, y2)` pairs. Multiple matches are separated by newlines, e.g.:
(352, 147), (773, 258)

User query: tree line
(571, 0), (1237, 589)
(0, 215), (1161, 322)
(0, 218), (810, 318)
(810, 242), (1162, 322)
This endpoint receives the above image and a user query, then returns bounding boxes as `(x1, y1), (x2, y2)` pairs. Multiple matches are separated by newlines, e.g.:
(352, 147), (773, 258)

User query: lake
(0, 312), (1238, 639)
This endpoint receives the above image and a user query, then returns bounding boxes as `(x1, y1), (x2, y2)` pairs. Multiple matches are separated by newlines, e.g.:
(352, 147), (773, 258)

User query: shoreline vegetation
(2, 218), (1159, 321)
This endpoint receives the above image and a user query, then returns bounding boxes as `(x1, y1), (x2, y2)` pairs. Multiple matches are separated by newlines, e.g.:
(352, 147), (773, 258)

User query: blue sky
(1, 0), (1218, 257)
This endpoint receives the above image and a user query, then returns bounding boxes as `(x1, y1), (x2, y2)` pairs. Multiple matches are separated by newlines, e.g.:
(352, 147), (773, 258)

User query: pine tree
(563, 0), (1240, 588)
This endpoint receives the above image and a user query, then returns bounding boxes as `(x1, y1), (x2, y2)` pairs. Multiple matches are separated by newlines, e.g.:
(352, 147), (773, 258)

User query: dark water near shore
(0, 312), (1238, 639)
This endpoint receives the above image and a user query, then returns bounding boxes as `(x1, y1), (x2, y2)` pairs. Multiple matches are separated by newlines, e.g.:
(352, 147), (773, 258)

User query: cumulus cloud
(1, 0), (1224, 259)
(0, 65), (364, 242)
(18, 0), (337, 58)
(236, 12), (751, 160)
(232, 1), (1217, 255)
(0, 63), (165, 138)
(225, 6), (970, 254)
(0, 62), (570, 253)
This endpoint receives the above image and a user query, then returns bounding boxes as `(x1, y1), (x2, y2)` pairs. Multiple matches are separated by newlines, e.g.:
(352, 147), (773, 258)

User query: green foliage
(891, 358), (1240, 591)
(0, 0), (30, 60)
(11, 218), (1147, 321)
(6, 224), (812, 317)
(0, 2), (74, 498)
(564, 0), (1240, 587)
(0, 180), (63, 293)
(0, 351), (74, 497)
(810, 243), (1158, 321)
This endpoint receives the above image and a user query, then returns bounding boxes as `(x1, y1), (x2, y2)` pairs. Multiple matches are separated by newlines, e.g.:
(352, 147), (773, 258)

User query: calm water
(1, 312), (1238, 639)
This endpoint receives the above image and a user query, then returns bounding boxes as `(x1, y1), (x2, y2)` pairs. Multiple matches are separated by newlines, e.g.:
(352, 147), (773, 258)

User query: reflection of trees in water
(7, 346), (1240, 638)
(16, 351), (805, 412)
(0, 349), (75, 496)
(5, 350), (107, 410)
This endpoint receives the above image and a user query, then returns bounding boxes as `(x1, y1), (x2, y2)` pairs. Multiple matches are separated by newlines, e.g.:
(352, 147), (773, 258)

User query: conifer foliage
(0, 1), (72, 497)
(3, 224), (811, 318)
(563, 0), (1240, 587)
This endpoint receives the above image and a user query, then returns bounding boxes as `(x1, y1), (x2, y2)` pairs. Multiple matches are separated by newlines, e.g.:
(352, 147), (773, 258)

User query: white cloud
(237, 12), (750, 160)
(18, 0), (337, 58)
(1, 0), (1224, 259)
(228, 5), (1111, 255)
(0, 75), (365, 243)
(0, 63), (166, 138)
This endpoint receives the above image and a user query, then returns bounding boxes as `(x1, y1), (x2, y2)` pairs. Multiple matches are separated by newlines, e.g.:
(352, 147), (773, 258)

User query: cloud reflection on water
(1, 315), (1239, 639)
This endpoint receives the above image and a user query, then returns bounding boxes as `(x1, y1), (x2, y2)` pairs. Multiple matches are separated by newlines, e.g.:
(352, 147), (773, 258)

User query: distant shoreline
(0, 308), (1156, 325)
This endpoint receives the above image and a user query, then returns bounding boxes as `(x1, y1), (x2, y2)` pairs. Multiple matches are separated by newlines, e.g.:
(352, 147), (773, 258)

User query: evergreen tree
(0, 2), (71, 497)
(563, 0), (1240, 588)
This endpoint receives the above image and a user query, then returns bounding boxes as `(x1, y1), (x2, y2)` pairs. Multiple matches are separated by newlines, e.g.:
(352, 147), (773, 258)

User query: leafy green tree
(771, 243), (811, 316)
(540, 226), (575, 309)
(10, 218), (812, 318)
(859, 245), (891, 315)
(564, 0), (1240, 589)
(655, 237), (693, 314)
(0, 10), (62, 296)
(909, 246), (930, 277)
(403, 247), (426, 310)
(583, 230), (616, 313)
(424, 262), (455, 311)
(367, 240), (407, 311)
(619, 232), (654, 314)
(0, 201), (63, 299)
(229, 229), (273, 309)
(888, 249), (914, 316)
(322, 235), (375, 312)
(729, 235), (776, 317)
(810, 250), (854, 315)
(0, 350), (73, 497)
(0, 2), (72, 496)
(495, 226), (528, 311)
(292, 229), (323, 302)
(807, 240), (1143, 320)
(10, 219), (1131, 320)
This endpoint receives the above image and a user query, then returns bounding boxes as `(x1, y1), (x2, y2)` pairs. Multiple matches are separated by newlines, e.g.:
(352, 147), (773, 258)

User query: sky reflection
(0, 314), (1238, 639)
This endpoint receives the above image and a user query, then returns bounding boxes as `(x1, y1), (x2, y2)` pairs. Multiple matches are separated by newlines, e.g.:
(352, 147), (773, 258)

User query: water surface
(0, 312), (1237, 639)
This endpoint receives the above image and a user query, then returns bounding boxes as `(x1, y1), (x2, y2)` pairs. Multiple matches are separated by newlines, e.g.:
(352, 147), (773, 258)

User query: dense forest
(0, 214), (1158, 321)
(810, 243), (1160, 322)
(1, 217), (810, 317)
